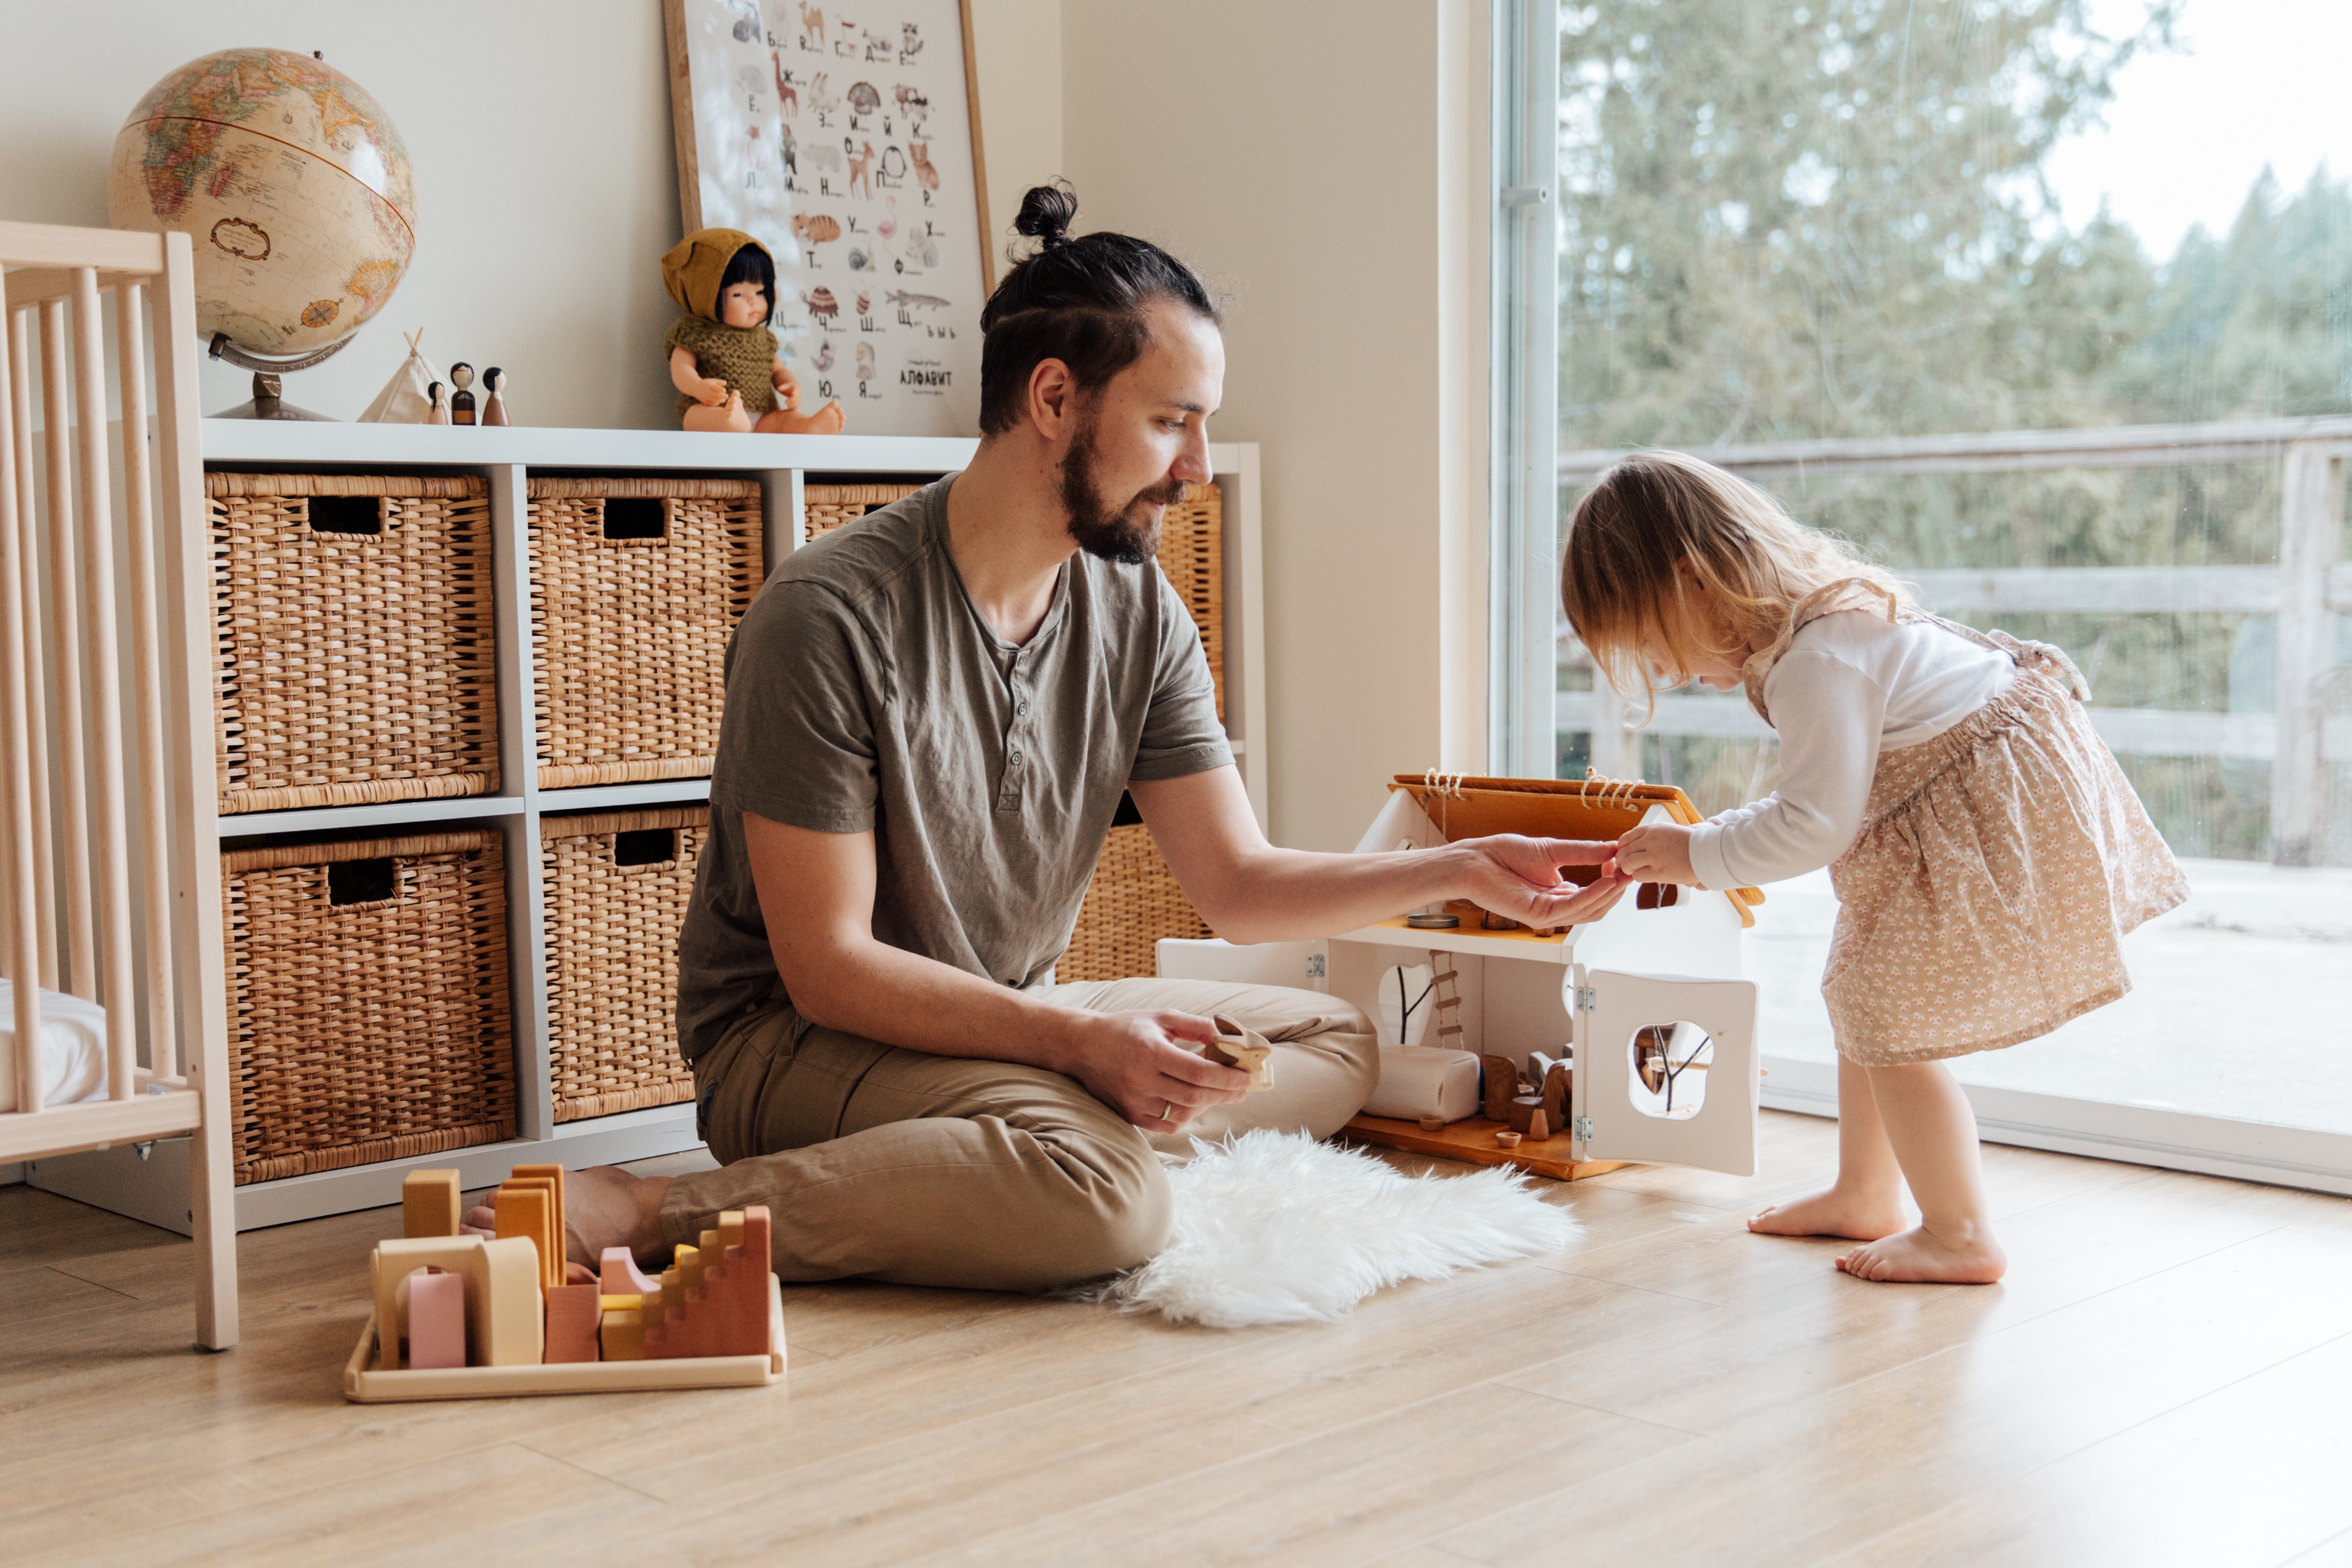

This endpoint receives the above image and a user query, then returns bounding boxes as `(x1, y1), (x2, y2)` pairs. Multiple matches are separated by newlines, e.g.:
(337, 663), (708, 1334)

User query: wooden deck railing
(1556, 417), (2352, 865)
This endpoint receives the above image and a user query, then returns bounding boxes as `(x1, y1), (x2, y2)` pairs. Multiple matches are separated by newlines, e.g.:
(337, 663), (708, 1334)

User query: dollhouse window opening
(1628, 1020), (1712, 1119)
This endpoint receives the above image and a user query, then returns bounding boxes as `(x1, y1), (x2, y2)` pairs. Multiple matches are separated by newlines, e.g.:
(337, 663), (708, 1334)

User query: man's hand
(1615, 822), (1699, 885)
(1057, 1008), (1252, 1134)
(1456, 834), (1633, 929)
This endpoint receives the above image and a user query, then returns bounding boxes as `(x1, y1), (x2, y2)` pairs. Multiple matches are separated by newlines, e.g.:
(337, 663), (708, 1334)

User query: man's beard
(1059, 411), (1186, 565)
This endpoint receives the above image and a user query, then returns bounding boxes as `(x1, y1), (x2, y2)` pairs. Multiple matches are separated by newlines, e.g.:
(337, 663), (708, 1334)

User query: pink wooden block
(406, 1268), (466, 1370)
(600, 1247), (660, 1296)
(543, 1282), (602, 1364)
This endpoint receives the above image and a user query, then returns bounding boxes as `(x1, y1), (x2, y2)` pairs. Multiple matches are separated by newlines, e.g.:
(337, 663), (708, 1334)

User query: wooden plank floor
(6, 1111), (2350, 1567)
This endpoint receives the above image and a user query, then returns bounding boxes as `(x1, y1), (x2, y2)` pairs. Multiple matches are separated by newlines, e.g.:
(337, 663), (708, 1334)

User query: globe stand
(207, 333), (345, 421)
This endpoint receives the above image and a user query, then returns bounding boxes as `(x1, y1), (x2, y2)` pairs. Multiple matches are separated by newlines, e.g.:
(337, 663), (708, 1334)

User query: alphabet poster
(667, 0), (991, 436)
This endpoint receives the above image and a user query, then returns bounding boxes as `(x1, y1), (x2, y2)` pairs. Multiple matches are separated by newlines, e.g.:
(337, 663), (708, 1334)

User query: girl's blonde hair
(1560, 449), (1910, 708)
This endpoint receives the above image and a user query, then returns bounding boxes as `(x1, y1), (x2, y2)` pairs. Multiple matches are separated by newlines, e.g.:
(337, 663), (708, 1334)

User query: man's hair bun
(1014, 181), (1078, 248)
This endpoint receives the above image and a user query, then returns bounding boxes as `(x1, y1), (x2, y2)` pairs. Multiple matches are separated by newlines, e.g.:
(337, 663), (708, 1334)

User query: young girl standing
(1565, 451), (2187, 1283)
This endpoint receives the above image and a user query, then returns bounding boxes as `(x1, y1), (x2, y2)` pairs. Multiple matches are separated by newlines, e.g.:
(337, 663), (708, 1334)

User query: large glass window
(1522, 0), (2352, 1181)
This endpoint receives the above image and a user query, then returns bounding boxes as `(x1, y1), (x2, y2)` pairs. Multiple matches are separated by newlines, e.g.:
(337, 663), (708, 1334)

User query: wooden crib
(0, 222), (236, 1350)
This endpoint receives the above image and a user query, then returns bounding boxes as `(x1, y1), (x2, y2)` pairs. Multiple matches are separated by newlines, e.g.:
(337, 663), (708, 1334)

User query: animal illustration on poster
(668, 0), (989, 434)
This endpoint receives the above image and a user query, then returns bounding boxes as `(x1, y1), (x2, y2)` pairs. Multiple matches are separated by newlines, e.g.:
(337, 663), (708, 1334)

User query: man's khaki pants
(662, 978), (1379, 1290)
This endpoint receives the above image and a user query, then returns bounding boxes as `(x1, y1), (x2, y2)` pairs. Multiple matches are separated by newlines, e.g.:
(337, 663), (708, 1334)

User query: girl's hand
(1615, 823), (1699, 885)
(699, 377), (733, 407)
(772, 359), (802, 407)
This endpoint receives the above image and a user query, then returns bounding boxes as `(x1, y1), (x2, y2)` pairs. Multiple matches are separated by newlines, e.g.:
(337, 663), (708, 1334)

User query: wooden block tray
(1342, 1114), (1630, 1182)
(342, 1274), (787, 1402)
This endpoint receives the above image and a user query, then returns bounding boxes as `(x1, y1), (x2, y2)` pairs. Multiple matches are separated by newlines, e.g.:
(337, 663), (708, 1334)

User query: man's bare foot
(1837, 1224), (2006, 1284)
(1748, 1185), (1908, 1241)
(459, 1165), (674, 1280)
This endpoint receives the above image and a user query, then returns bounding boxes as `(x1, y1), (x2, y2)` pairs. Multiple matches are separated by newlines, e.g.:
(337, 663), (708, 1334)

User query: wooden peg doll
(448, 362), (477, 425)
(425, 380), (451, 425)
(481, 366), (511, 426)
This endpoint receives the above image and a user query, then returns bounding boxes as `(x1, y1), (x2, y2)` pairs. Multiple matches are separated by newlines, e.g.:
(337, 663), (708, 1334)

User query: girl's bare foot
(1748, 1185), (1907, 1241)
(460, 1165), (674, 1280)
(1837, 1223), (2006, 1284)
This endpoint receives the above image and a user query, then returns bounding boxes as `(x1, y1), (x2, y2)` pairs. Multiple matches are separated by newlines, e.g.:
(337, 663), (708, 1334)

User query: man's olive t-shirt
(675, 475), (1232, 1062)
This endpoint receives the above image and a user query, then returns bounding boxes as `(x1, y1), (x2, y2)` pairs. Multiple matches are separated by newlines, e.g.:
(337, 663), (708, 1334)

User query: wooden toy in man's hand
(661, 227), (845, 435)
(1204, 1016), (1275, 1091)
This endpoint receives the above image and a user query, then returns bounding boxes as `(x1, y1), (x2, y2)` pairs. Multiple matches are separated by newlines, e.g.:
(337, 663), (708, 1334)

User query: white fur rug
(1073, 1128), (1578, 1328)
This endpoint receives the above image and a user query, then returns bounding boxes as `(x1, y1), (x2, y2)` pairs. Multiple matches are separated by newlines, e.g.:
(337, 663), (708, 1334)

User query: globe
(107, 48), (416, 365)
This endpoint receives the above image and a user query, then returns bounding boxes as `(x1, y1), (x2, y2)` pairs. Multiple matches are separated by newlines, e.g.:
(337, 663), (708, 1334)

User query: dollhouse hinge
(1573, 1116), (1595, 1141)
(1573, 986), (1597, 1012)
(1306, 954), (1326, 979)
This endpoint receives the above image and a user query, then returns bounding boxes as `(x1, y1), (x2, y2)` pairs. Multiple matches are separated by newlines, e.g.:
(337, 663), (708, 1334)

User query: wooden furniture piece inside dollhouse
(1161, 774), (1766, 1183)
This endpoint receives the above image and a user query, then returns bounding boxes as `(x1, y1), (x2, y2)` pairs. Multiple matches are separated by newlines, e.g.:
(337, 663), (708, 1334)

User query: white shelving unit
(31, 424), (1267, 1232)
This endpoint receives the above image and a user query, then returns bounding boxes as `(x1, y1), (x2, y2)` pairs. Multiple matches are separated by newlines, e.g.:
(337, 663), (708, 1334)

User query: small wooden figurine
(480, 366), (511, 426)
(425, 380), (450, 424)
(661, 228), (845, 434)
(1205, 1017), (1275, 1090)
(448, 361), (477, 425)
(1481, 1054), (1520, 1123)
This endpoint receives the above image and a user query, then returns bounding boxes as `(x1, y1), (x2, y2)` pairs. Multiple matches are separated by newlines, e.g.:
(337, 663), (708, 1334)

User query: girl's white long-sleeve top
(1685, 610), (2017, 892)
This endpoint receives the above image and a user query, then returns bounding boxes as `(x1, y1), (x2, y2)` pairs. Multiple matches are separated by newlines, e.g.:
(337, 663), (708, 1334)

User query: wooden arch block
(370, 1235), (543, 1369)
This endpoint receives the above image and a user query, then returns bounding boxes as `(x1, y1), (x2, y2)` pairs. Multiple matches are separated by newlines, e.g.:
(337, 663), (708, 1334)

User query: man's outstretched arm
(1128, 766), (1631, 943)
(743, 810), (1249, 1133)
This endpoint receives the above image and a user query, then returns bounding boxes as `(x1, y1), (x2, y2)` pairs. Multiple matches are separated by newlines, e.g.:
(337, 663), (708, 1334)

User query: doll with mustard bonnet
(662, 228), (844, 434)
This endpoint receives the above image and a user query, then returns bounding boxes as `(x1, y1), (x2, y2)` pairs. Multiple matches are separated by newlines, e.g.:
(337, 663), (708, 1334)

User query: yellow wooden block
(400, 1169), (463, 1239)
(599, 1294), (643, 1313)
(599, 1308), (646, 1362)
(495, 1185), (558, 1292)
(508, 1162), (567, 1252)
(370, 1235), (544, 1369)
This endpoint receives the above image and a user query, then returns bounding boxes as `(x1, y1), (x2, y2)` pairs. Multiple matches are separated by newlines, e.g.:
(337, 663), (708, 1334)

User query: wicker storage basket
(206, 473), (498, 814)
(540, 806), (707, 1122)
(527, 477), (763, 789)
(805, 479), (1223, 714)
(1057, 822), (1213, 984)
(804, 480), (924, 539)
(222, 831), (514, 1185)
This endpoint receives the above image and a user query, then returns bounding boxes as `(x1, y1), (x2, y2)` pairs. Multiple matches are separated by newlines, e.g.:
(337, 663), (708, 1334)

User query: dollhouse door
(1573, 965), (1760, 1176)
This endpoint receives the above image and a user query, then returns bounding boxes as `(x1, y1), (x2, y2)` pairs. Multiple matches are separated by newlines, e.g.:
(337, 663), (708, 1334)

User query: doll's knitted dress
(667, 317), (779, 417)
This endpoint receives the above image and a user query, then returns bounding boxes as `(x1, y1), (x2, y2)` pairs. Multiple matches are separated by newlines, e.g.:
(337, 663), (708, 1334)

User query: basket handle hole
(603, 497), (668, 540)
(308, 494), (385, 536)
(328, 857), (398, 905)
(614, 828), (677, 867)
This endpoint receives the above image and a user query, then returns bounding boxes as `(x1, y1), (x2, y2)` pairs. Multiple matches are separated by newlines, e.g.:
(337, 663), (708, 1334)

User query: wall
(0, 0), (1060, 427)
(1061, 0), (1490, 848)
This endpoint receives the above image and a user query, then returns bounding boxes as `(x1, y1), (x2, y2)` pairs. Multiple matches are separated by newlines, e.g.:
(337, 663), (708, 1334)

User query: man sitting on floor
(539, 184), (1629, 1289)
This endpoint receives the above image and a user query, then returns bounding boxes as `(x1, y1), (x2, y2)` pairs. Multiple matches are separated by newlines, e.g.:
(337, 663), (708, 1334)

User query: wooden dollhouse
(1161, 773), (1767, 1181)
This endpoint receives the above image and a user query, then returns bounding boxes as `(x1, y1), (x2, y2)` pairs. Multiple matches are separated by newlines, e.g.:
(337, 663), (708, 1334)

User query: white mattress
(0, 978), (110, 1113)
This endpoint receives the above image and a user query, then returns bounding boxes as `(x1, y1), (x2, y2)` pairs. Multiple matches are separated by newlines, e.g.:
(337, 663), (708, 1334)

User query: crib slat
(0, 294), (44, 1111)
(72, 268), (136, 1103)
(115, 281), (177, 1085)
(7, 308), (56, 992)
(37, 299), (95, 1003)
(152, 230), (239, 1347)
